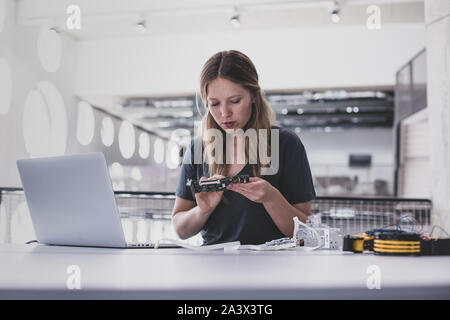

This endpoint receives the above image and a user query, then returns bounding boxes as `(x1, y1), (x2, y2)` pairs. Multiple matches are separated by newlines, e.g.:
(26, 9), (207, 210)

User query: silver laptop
(17, 153), (177, 248)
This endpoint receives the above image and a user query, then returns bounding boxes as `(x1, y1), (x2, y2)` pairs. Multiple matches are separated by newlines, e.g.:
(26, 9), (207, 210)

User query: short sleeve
(175, 140), (196, 201)
(279, 131), (316, 204)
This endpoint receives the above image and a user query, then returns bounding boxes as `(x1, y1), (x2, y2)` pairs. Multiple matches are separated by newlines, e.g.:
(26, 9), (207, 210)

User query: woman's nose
(220, 104), (232, 117)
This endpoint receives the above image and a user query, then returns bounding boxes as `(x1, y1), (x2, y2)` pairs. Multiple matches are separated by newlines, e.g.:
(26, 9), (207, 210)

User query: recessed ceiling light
(230, 8), (240, 28)
(330, 1), (341, 24)
(136, 20), (147, 33)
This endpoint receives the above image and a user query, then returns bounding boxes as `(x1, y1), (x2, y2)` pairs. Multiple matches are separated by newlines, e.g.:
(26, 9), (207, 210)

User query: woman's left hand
(226, 177), (278, 204)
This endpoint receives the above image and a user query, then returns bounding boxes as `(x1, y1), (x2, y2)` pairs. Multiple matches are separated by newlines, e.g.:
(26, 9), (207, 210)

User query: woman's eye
(210, 99), (240, 106)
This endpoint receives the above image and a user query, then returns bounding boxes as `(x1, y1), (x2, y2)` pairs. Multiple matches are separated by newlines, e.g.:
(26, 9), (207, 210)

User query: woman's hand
(226, 177), (278, 204)
(195, 175), (226, 215)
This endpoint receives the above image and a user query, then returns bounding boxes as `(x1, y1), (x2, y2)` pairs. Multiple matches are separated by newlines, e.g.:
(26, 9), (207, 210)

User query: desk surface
(1, 243), (449, 299)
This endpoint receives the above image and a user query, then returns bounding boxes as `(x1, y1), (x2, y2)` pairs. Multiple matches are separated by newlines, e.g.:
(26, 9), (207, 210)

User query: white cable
(155, 238), (241, 251)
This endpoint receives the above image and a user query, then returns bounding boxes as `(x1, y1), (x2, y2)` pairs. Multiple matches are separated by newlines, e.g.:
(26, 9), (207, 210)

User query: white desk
(0, 243), (449, 299)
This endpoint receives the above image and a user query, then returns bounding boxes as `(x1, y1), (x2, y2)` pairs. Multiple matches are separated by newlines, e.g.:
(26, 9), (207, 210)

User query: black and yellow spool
(343, 235), (369, 253)
(373, 232), (421, 256)
(352, 236), (365, 253)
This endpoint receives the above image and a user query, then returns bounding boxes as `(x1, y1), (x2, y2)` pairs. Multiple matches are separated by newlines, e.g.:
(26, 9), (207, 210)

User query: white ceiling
(17, 0), (424, 40)
(14, 0), (425, 138)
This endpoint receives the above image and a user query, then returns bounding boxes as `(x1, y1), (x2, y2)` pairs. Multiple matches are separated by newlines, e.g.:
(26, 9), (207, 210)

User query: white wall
(0, 0), (78, 243)
(425, 0), (450, 234)
(0, 0), (175, 189)
(0, 0), (78, 187)
(75, 24), (425, 98)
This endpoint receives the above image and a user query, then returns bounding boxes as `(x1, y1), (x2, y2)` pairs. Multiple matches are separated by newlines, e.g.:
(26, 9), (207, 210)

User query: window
(119, 121), (135, 159)
(101, 117), (115, 147)
(76, 101), (95, 146)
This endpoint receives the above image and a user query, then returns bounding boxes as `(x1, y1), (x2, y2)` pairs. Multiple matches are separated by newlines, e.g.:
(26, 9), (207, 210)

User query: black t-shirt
(175, 127), (316, 245)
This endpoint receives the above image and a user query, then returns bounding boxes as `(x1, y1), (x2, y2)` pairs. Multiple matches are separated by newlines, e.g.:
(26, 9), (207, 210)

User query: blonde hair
(198, 50), (275, 177)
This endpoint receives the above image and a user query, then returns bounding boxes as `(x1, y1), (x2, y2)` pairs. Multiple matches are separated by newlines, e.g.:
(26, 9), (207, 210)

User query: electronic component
(343, 235), (366, 253)
(293, 215), (343, 250)
(238, 215), (341, 252)
(421, 238), (450, 256)
(343, 230), (420, 255)
(343, 228), (450, 256)
(256, 238), (297, 251)
(342, 215), (450, 256)
(373, 231), (421, 256)
(431, 239), (450, 255)
(186, 174), (250, 194)
(237, 237), (297, 251)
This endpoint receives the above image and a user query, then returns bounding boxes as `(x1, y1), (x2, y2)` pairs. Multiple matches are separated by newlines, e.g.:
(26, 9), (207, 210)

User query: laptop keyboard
(128, 243), (152, 247)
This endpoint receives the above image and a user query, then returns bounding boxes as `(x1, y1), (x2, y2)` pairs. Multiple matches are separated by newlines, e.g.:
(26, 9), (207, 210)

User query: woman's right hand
(195, 175), (225, 215)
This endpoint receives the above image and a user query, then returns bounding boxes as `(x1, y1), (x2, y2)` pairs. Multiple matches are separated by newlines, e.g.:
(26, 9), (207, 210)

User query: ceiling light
(136, 19), (147, 33)
(330, 1), (340, 24)
(230, 8), (240, 28)
(158, 121), (170, 128)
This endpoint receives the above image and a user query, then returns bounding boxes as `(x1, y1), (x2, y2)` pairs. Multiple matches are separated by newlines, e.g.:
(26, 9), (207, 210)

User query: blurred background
(0, 0), (448, 244)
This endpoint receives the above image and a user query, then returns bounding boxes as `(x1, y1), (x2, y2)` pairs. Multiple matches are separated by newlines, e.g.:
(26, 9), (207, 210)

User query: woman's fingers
(231, 187), (256, 201)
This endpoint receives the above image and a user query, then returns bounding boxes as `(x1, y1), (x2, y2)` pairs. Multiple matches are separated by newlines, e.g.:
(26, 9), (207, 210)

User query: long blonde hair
(198, 50), (275, 177)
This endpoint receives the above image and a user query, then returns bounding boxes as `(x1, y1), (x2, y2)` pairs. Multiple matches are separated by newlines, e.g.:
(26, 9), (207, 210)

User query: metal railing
(311, 196), (431, 236)
(0, 188), (431, 245)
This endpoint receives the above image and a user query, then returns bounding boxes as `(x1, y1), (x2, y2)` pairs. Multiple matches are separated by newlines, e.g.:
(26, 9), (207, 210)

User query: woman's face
(207, 77), (254, 131)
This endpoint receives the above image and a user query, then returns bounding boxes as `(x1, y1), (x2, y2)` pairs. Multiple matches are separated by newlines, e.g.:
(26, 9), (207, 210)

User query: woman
(172, 50), (315, 245)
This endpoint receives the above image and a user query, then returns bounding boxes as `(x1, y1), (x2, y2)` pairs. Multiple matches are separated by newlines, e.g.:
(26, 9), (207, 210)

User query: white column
(425, 0), (450, 234)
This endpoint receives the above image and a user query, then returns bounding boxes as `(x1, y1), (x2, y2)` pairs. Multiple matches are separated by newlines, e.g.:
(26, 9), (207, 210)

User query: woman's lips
(223, 121), (236, 128)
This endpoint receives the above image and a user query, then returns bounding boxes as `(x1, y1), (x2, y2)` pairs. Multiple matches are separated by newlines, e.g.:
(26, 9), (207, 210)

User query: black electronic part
(186, 174), (250, 195)
(342, 235), (354, 252)
(344, 227), (449, 256)
(431, 239), (450, 255)
(420, 238), (432, 256)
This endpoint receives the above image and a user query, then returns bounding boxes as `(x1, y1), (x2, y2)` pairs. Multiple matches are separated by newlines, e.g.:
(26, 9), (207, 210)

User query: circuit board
(186, 174), (250, 194)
